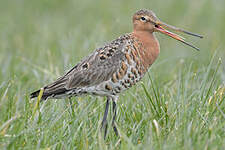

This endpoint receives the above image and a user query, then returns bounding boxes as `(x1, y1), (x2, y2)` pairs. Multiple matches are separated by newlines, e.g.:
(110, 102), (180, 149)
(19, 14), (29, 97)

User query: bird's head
(133, 9), (203, 51)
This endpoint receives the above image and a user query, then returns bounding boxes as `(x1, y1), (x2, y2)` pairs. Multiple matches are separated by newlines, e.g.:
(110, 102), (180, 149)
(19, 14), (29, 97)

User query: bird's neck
(132, 30), (160, 68)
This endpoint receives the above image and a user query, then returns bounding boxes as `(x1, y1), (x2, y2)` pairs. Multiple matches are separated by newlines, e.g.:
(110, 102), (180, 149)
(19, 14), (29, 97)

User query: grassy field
(0, 0), (225, 149)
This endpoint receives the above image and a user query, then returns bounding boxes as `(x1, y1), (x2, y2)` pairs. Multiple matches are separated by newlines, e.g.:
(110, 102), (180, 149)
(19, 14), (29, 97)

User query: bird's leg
(101, 97), (110, 139)
(112, 100), (118, 136)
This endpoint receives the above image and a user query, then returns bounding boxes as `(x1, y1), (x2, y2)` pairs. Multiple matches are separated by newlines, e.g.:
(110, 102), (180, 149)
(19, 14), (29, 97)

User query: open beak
(154, 21), (203, 51)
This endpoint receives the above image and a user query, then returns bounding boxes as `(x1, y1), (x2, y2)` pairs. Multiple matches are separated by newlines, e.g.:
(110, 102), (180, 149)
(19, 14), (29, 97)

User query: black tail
(30, 89), (49, 100)
(30, 75), (69, 100)
(30, 90), (40, 99)
(30, 88), (69, 100)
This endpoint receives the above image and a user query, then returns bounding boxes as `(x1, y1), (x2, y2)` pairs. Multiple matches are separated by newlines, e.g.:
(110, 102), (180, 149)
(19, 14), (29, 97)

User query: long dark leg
(112, 100), (118, 136)
(101, 97), (110, 139)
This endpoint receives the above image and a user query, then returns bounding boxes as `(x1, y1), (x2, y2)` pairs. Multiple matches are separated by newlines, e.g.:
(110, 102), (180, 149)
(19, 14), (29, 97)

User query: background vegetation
(0, 0), (224, 149)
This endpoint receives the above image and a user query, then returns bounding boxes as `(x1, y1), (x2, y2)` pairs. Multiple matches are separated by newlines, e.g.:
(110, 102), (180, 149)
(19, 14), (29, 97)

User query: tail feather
(30, 76), (69, 100)
(30, 87), (69, 100)
(30, 89), (49, 100)
(30, 89), (41, 99)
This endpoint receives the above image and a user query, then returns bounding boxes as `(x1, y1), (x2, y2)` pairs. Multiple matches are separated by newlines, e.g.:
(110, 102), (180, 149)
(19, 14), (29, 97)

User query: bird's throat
(132, 31), (160, 68)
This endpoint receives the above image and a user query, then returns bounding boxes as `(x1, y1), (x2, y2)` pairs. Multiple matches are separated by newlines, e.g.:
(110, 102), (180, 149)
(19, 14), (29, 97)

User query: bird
(30, 9), (203, 138)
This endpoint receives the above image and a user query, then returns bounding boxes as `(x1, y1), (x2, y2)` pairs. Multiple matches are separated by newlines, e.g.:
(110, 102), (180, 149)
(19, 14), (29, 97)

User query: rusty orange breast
(132, 31), (160, 71)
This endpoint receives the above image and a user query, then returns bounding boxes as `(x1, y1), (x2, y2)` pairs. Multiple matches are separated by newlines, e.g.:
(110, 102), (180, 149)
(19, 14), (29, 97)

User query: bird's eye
(140, 17), (146, 22)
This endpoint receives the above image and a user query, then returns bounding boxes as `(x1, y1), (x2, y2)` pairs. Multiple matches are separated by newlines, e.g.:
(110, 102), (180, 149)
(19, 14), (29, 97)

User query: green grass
(0, 0), (225, 149)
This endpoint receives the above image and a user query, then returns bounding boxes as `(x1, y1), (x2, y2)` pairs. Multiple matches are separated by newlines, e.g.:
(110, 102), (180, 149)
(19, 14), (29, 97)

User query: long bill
(154, 21), (203, 51)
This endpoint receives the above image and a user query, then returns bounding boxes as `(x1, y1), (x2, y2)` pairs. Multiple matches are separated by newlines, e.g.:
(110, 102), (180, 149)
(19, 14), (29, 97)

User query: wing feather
(30, 34), (131, 99)
(67, 42), (127, 88)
